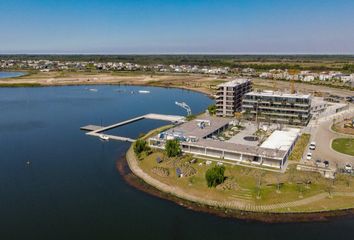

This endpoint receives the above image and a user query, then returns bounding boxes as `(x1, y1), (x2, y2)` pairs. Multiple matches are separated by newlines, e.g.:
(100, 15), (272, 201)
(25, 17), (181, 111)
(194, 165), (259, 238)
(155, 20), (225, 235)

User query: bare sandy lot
(1, 71), (353, 98)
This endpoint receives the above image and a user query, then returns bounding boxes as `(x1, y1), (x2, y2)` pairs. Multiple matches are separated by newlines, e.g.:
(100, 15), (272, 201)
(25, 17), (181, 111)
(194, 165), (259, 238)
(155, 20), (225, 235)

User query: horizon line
(1, 52), (354, 56)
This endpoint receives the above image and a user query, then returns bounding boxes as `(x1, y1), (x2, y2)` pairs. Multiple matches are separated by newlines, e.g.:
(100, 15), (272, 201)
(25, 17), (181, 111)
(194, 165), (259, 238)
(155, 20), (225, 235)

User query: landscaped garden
(288, 133), (310, 161)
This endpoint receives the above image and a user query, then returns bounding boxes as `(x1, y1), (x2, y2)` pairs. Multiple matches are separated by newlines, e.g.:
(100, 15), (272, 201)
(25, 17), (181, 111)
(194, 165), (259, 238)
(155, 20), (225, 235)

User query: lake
(0, 71), (26, 78)
(0, 85), (353, 240)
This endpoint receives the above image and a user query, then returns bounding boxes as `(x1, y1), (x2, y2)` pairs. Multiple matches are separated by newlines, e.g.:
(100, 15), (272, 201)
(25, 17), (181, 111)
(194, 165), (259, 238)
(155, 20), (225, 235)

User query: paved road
(308, 105), (354, 169)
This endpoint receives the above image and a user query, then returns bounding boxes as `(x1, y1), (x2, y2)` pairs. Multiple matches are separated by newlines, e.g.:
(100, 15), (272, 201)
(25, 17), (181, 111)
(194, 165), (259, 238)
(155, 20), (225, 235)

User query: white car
(309, 142), (316, 150)
(306, 152), (312, 160)
(345, 164), (353, 173)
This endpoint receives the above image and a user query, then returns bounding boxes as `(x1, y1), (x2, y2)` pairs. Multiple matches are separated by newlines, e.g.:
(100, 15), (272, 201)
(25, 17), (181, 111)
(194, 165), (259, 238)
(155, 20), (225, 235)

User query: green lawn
(332, 138), (354, 156)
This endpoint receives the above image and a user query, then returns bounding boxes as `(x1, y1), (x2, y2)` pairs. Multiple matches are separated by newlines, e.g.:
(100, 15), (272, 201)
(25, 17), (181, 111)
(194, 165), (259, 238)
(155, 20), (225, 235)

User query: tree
(134, 139), (149, 155)
(276, 174), (282, 193)
(205, 165), (225, 187)
(165, 139), (181, 157)
(207, 104), (217, 115)
(255, 172), (265, 199)
(325, 180), (334, 198)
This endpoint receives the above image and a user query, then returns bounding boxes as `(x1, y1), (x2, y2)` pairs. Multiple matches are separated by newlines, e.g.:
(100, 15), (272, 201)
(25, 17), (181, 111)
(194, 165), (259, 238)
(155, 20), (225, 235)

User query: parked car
(345, 164), (353, 173)
(306, 152), (312, 160)
(323, 160), (329, 167)
(309, 142), (316, 150)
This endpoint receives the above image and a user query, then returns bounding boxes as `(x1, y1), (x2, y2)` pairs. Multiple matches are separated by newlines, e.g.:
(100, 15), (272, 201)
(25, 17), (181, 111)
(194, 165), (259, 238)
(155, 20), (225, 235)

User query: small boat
(99, 134), (109, 141)
(89, 88), (98, 92)
(138, 90), (150, 94)
(26, 160), (31, 166)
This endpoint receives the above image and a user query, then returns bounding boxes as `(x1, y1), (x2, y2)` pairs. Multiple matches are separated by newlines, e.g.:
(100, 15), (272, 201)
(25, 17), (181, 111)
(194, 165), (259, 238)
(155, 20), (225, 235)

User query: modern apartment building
(242, 91), (312, 125)
(216, 79), (252, 117)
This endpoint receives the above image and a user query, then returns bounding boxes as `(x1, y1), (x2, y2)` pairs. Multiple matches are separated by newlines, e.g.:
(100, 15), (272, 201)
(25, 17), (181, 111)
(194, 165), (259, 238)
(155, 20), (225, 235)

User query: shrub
(205, 165), (225, 187)
(185, 114), (197, 121)
(165, 139), (181, 157)
(207, 104), (216, 115)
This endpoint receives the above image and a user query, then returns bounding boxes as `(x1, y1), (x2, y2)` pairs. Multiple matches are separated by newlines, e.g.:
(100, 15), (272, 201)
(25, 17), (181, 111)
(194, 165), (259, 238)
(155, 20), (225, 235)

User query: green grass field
(332, 138), (354, 156)
(137, 148), (354, 209)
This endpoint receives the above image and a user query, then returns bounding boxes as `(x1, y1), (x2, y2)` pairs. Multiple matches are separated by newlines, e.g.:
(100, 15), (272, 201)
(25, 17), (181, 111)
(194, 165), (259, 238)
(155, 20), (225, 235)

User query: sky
(0, 0), (353, 54)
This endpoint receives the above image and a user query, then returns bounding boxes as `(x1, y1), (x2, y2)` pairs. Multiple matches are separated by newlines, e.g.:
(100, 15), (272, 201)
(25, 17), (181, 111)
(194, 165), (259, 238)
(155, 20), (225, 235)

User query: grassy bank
(0, 83), (42, 87)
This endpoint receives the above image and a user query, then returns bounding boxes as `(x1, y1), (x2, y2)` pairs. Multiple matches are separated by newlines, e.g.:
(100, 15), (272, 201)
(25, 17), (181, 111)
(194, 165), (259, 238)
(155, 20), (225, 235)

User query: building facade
(242, 91), (312, 125)
(216, 79), (252, 117)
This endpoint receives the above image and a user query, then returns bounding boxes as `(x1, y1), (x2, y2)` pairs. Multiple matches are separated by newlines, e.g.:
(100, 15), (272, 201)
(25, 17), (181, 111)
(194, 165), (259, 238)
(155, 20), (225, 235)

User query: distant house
(303, 76), (315, 82)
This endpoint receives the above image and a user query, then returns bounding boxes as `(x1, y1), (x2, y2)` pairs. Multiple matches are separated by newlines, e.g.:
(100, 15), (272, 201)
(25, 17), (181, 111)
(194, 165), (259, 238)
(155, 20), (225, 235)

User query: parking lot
(304, 104), (354, 170)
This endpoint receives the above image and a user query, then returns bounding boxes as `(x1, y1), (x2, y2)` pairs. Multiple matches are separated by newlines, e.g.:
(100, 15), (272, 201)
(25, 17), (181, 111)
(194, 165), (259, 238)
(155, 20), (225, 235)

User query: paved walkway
(126, 146), (354, 213)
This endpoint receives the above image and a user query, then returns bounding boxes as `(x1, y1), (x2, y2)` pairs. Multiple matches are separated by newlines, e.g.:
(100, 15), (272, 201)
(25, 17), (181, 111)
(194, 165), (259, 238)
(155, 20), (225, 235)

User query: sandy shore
(1, 71), (353, 98)
(0, 71), (219, 96)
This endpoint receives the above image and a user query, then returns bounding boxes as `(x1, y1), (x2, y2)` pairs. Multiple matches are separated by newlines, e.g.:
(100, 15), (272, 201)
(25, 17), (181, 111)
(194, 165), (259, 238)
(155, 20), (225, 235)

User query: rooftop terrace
(245, 90), (311, 99)
(217, 78), (251, 87)
(164, 114), (230, 139)
(260, 128), (300, 151)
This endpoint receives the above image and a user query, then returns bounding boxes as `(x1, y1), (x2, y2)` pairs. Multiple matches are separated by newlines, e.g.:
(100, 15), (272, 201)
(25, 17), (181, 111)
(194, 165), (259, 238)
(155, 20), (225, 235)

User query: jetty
(81, 113), (185, 143)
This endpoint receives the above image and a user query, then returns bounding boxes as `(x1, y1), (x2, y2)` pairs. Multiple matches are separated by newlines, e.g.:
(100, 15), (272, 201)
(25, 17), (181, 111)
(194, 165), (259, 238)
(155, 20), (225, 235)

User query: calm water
(0, 85), (353, 240)
(0, 71), (26, 78)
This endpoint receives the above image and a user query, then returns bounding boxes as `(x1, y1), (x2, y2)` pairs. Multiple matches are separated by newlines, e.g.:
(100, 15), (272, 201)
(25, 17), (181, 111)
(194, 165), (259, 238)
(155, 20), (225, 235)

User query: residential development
(146, 79), (352, 176)
(242, 91), (312, 125)
(216, 79), (252, 117)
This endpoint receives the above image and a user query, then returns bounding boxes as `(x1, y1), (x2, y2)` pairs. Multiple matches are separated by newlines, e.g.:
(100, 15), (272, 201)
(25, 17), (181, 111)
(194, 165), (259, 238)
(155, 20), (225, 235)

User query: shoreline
(0, 81), (214, 97)
(117, 153), (354, 223)
(121, 143), (354, 223)
(1, 71), (353, 97)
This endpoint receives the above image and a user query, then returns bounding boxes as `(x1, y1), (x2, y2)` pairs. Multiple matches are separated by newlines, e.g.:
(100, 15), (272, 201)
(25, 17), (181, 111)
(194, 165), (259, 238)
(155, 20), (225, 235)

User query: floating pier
(81, 113), (185, 142)
(80, 125), (104, 131)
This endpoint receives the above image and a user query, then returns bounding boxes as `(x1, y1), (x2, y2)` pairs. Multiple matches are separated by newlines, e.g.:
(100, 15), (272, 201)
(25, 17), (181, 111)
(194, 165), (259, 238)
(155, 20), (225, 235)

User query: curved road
(309, 105), (354, 168)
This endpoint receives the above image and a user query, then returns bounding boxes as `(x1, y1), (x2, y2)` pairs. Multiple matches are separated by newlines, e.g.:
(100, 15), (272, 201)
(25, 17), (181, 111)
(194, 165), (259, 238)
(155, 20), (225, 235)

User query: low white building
(260, 128), (300, 168)
(303, 75), (315, 82)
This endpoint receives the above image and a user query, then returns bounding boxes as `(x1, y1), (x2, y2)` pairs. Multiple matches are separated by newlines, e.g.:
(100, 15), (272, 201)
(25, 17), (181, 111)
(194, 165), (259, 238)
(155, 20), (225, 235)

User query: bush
(288, 134), (310, 161)
(207, 104), (216, 115)
(205, 165), (225, 187)
(185, 114), (197, 121)
(134, 139), (149, 156)
(165, 139), (181, 157)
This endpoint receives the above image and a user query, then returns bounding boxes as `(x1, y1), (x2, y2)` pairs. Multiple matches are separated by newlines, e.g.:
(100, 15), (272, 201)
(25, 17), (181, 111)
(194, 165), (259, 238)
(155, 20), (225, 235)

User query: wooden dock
(81, 113), (184, 143)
